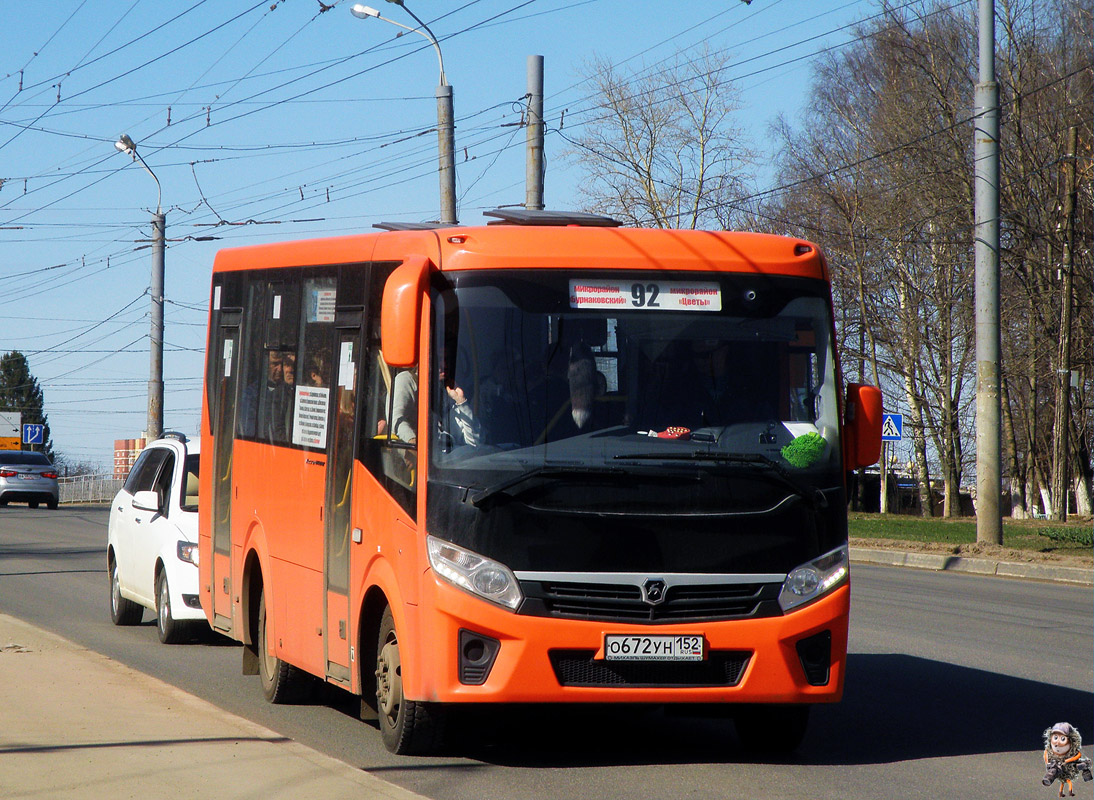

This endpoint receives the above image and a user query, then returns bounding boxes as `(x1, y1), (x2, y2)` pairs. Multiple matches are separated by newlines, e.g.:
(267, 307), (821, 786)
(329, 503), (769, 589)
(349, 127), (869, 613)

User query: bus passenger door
(324, 322), (360, 684)
(211, 314), (241, 632)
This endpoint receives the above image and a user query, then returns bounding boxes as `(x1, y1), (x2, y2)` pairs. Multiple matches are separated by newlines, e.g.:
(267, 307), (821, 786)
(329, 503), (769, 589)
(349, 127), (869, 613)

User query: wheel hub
(375, 639), (401, 717)
(158, 581), (169, 628)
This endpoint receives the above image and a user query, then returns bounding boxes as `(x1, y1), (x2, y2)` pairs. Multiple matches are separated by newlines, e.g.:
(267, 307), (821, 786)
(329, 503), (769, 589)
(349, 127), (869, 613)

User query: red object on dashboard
(657, 427), (691, 440)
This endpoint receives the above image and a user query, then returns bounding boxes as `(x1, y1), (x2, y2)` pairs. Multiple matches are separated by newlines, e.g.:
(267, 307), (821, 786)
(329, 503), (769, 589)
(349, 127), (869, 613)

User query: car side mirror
(843, 383), (883, 471)
(132, 490), (162, 514)
(381, 254), (432, 368)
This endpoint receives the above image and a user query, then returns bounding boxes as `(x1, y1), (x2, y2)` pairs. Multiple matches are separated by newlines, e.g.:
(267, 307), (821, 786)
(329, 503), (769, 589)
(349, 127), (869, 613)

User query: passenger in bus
(391, 367), (418, 445)
(306, 354), (327, 387)
(538, 342), (610, 441)
(270, 352), (295, 441)
(239, 349), (293, 440)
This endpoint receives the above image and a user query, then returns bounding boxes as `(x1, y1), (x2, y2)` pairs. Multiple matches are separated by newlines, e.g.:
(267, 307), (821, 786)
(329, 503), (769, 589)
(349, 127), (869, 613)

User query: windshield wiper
(612, 451), (828, 510)
(466, 464), (631, 508)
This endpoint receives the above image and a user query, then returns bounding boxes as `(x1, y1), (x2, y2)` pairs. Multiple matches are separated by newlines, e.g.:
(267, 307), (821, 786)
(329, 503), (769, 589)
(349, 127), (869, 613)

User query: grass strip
(848, 513), (1093, 558)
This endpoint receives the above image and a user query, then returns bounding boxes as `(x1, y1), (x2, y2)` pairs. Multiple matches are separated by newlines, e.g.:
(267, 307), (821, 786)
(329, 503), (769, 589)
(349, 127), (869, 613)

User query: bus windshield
(429, 270), (843, 503)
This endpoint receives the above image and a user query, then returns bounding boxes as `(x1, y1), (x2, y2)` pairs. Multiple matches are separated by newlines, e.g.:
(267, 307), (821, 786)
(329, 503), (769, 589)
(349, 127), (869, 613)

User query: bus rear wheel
(258, 593), (307, 703)
(376, 606), (445, 755)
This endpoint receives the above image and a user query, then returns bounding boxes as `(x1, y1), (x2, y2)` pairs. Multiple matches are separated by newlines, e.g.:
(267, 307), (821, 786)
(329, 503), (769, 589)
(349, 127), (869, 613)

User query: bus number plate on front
(603, 634), (705, 661)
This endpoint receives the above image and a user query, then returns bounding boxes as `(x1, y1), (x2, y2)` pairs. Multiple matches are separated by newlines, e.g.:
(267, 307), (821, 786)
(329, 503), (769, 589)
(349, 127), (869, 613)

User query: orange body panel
(210, 226), (827, 282)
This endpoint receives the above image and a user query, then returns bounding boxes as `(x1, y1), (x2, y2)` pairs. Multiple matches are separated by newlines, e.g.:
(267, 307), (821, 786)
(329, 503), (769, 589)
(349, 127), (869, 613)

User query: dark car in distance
(0, 450), (60, 509)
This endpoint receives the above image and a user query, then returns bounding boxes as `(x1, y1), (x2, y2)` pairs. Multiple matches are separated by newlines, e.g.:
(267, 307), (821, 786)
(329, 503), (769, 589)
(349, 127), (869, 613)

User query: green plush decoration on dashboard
(781, 432), (826, 468)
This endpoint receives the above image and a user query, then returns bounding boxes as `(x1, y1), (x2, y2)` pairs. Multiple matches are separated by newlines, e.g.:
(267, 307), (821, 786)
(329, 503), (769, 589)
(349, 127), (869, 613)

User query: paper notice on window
(339, 341), (355, 390)
(292, 386), (329, 448)
(313, 289), (336, 322)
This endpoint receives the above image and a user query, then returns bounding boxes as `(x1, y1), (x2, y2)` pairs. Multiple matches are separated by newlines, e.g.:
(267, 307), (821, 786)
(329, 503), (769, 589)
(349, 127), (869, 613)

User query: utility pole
(525, 55), (545, 211)
(114, 133), (165, 443)
(974, 0), (1002, 544)
(437, 83), (457, 224)
(1050, 125), (1078, 521)
(148, 211), (165, 441)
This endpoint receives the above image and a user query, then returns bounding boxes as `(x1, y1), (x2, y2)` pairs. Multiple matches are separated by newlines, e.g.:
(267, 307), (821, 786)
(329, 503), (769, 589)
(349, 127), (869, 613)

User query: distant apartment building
(113, 438), (147, 478)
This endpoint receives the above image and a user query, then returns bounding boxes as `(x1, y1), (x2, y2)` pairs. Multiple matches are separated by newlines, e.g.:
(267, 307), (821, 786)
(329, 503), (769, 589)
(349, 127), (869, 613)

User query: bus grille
(519, 579), (781, 623)
(549, 650), (751, 688)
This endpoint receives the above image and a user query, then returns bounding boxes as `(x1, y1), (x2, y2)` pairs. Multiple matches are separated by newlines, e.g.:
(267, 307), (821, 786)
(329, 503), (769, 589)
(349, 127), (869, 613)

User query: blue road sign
(881, 413), (903, 442)
(22, 424), (44, 445)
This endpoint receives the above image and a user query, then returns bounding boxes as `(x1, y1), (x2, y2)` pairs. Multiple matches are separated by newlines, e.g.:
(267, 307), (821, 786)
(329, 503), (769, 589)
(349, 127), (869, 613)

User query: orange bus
(198, 209), (882, 755)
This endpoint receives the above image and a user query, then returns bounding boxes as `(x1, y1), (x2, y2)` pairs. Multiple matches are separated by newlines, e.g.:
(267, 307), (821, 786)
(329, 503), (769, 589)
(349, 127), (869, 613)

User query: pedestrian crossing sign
(881, 413), (903, 441)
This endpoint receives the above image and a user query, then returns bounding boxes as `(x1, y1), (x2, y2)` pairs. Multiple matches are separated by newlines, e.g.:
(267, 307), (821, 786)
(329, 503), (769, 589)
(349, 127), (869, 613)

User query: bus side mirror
(843, 383), (883, 470)
(381, 255), (432, 367)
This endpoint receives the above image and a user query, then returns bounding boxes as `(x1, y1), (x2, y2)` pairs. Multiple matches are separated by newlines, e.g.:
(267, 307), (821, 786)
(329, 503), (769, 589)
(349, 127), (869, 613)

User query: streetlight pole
(351, 3), (457, 224)
(114, 134), (165, 442)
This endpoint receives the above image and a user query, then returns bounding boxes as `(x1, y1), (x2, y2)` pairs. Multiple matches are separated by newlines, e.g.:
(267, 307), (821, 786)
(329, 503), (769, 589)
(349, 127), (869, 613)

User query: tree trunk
(1049, 126), (1078, 522)
(896, 280), (934, 517)
(1000, 374), (1027, 518)
(1073, 474), (1091, 518)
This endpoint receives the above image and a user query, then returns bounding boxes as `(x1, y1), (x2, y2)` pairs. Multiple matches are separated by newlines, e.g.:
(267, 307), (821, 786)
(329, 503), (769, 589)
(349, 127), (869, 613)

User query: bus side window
(238, 278), (301, 445)
(358, 267), (416, 518)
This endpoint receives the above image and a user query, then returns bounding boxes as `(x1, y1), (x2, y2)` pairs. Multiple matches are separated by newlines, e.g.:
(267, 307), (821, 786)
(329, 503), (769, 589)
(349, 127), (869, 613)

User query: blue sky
(0, 0), (878, 469)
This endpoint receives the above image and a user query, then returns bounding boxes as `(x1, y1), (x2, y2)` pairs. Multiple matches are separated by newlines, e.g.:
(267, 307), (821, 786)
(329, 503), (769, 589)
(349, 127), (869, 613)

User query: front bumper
(405, 576), (849, 705)
(165, 561), (207, 621)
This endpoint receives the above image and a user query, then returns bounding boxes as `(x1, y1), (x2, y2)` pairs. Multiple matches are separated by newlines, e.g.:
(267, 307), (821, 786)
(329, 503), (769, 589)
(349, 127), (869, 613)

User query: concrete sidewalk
(0, 614), (425, 800)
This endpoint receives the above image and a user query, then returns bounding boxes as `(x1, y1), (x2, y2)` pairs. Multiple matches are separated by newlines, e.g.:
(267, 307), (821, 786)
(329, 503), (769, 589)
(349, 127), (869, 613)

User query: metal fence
(59, 474), (124, 504)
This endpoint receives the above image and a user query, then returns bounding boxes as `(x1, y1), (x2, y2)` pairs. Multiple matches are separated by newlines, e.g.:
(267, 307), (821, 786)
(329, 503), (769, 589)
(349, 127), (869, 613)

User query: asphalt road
(1, 505), (1091, 800)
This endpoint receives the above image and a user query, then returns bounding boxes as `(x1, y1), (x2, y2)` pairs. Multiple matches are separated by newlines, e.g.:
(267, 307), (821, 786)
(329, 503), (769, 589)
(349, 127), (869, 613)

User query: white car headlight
(778, 544), (848, 613)
(427, 535), (522, 610)
(177, 540), (199, 566)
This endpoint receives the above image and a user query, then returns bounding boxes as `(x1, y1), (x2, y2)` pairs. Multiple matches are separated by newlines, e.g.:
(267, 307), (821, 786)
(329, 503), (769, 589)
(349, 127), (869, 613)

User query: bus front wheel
(376, 606), (445, 755)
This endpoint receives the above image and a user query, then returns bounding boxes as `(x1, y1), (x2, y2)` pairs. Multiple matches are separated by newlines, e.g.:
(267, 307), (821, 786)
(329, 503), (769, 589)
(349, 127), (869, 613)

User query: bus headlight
(778, 544), (848, 613)
(427, 535), (523, 610)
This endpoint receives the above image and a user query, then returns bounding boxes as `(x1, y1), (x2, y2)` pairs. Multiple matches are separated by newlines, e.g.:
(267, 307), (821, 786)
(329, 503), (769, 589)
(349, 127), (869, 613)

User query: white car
(108, 432), (205, 643)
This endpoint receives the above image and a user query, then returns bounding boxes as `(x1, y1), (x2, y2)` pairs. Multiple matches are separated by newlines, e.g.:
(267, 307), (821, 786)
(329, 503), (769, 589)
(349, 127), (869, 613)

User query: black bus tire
(258, 593), (308, 703)
(376, 606), (445, 755)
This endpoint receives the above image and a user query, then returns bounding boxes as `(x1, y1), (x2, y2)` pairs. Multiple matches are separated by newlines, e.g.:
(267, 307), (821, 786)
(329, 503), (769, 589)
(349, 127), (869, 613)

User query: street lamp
(351, 2), (457, 224)
(114, 133), (166, 442)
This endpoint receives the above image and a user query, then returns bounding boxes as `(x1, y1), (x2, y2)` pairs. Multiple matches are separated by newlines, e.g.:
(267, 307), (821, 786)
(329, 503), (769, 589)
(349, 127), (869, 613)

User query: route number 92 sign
(570, 280), (722, 311)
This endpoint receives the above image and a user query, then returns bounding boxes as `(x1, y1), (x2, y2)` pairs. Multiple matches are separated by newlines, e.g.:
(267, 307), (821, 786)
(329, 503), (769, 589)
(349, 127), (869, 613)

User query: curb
(849, 547), (1093, 586)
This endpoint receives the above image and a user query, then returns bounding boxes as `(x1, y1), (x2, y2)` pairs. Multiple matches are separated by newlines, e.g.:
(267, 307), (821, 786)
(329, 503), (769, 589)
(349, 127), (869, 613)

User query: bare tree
(769, 2), (977, 516)
(567, 47), (755, 229)
(765, 0), (1091, 523)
